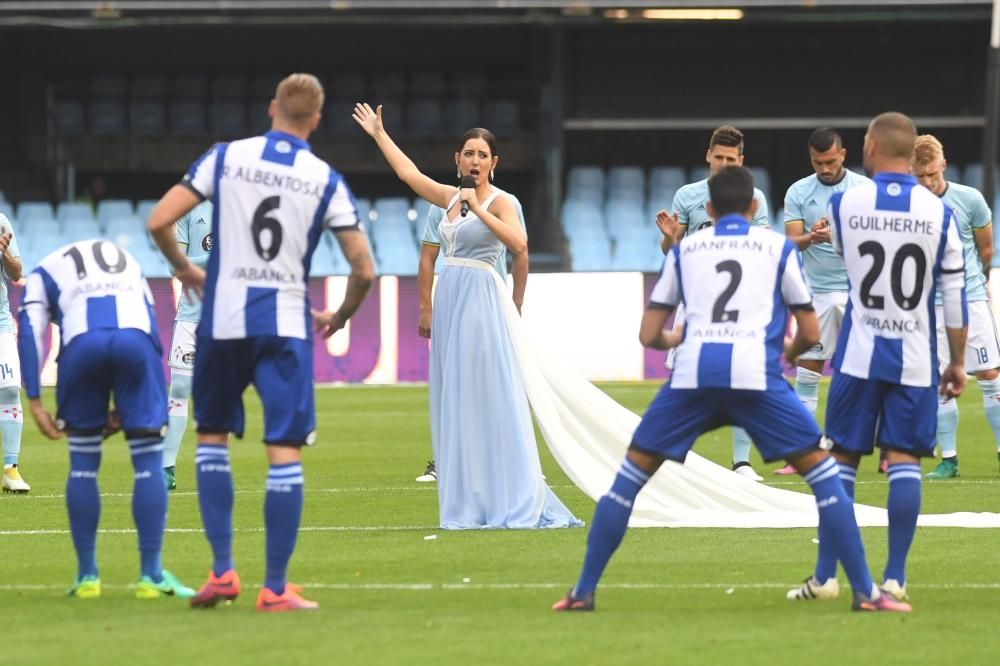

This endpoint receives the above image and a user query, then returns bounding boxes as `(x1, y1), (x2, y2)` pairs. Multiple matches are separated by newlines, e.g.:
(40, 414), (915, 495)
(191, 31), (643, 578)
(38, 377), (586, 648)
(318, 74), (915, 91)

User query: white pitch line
(0, 525), (437, 536)
(767, 479), (1000, 486)
(6, 485), (579, 501)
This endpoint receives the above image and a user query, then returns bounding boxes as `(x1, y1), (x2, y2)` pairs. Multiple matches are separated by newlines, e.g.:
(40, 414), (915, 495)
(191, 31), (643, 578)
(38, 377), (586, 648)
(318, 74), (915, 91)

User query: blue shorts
(825, 372), (937, 457)
(631, 381), (822, 463)
(192, 336), (315, 446)
(56, 329), (167, 433)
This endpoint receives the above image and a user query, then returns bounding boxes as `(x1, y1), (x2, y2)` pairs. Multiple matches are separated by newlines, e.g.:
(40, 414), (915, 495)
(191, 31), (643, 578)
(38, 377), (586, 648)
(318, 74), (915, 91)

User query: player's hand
(810, 218), (831, 245)
(28, 399), (63, 440)
(940, 363), (967, 399)
(352, 103), (384, 138)
(312, 308), (347, 338)
(655, 210), (680, 239)
(0, 229), (11, 255)
(663, 323), (684, 349)
(783, 336), (800, 365)
(174, 261), (206, 303)
(418, 309), (432, 339)
(102, 409), (122, 439)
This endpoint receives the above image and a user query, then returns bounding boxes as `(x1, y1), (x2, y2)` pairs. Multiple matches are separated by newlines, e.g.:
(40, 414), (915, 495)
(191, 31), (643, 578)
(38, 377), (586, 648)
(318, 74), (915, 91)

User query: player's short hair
(709, 125), (744, 154)
(912, 134), (945, 166)
(808, 127), (842, 153)
(868, 112), (916, 160)
(275, 73), (324, 124)
(457, 127), (499, 157)
(708, 166), (754, 217)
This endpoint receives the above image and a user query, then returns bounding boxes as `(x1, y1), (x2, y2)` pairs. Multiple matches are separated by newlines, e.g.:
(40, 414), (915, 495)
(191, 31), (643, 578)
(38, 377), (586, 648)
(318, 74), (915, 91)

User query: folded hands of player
(175, 262), (206, 303)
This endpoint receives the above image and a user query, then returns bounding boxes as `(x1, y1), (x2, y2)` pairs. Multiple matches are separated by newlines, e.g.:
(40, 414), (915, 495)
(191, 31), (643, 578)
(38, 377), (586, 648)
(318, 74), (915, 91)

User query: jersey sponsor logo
(69, 280), (137, 299)
(886, 183), (902, 197)
(230, 266), (296, 283)
(195, 217), (207, 225)
(202, 233), (213, 252)
(860, 314), (921, 333)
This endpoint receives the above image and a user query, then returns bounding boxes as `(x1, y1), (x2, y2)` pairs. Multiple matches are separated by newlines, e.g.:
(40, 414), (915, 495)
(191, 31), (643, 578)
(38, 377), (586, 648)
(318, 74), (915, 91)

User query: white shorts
(936, 301), (1000, 374)
(0, 330), (20, 389)
(168, 320), (198, 372)
(799, 291), (848, 362)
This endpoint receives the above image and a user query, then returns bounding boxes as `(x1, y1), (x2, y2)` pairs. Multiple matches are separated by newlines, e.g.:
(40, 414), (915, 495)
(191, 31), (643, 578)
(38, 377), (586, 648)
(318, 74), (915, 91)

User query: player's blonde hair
(912, 134), (945, 166)
(275, 73), (324, 125)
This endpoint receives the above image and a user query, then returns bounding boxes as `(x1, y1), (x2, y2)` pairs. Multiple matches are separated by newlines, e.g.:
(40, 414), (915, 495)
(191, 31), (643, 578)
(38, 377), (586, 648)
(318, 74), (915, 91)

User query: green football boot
(925, 458), (959, 480)
(163, 466), (176, 491)
(67, 575), (101, 599)
(136, 570), (195, 600)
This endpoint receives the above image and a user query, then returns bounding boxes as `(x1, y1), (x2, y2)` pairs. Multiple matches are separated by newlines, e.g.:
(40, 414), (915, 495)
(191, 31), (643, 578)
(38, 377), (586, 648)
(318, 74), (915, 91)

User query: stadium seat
(97, 199), (135, 227)
(210, 101), (248, 136)
(449, 70), (487, 99)
(251, 72), (283, 99)
(91, 74), (127, 101)
(57, 202), (96, 224)
(963, 163), (1000, 193)
(104, 216), (148, 251)
(372, 217), (414, 253)
(327, 72), (367, 101)
(16, 202), (55, 224)
(412, 198), (432, 236)
(63, 217), (102, 243)
(649, 166), (687, 194)
(689, 166), (710, 183)
(376, 239), (419, 276)
(172, 74), (209, 101)
(406, 99), (444, 135)
(561, 200), (606, 243)
(445, 99), (480, 132)
(647, 189), (678, 223)
(309, 238), (340, 277)
(170, 101), (207, 135)
(53, 101), (86, 137)
(771, 207), (786, 234)
(567, 166), (605, 200)
(372, 72), (407, 100)
(748, 167), (771, 202)
(945, 163), (961, 184)
(354, 197), (372, 226)
(133, 74), (168, 100)
(248, 99), (271, 135)
(409, 70), (447, 97)
(607, 166), (645, 199)
(0, 201), (13, 221)
(89, 101), (128, 136)
(325, 100), (357, 134)
(131, 101), (166, 136)
(611, 227), (663, 272)
(136, 199), (158, 222)
(485, 100), (520, 133)
(212, 74), (248, 101)
(373, 197), (412, 222)
(569, 236), (612, 272)
(604, 199), (646, 242)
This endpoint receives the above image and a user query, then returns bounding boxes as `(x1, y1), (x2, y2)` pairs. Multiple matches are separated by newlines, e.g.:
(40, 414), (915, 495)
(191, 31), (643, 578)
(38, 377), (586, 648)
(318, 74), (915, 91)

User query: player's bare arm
(638, 305), (676, 350)
(784, 307), (820, 364)
(148, 185), (206, 300)
(511, 244), (529, 315)
(974, 224), (994, 277)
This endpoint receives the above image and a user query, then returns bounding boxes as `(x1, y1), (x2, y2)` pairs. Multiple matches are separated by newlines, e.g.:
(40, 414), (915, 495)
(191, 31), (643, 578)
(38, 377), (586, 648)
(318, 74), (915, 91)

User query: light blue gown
(430, 191), (582, 529)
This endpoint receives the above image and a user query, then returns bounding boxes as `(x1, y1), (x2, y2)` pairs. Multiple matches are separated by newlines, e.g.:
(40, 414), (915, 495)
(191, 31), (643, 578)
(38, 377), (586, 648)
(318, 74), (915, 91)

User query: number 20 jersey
(182, 130), (360, 340)
(649, 215), (813, 391)
(828, 173), (966, 388)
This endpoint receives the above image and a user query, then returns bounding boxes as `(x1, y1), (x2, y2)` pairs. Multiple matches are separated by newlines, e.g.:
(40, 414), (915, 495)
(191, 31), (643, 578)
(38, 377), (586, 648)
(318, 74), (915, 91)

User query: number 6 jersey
(649, 214), (814, 391)
(828, 172), (967, 388)
(181, 130), (360, 340)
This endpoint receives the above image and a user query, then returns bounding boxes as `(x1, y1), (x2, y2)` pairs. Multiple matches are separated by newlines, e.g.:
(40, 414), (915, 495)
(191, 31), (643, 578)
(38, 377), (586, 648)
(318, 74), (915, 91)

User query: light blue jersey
(175, 200), (213, 322)
(0, 214), (21, 334)
(784, 170), (870, 293)
(672, 178), (770, 235)
(421, 187), (526, 281)
(935, 182), (992, 304)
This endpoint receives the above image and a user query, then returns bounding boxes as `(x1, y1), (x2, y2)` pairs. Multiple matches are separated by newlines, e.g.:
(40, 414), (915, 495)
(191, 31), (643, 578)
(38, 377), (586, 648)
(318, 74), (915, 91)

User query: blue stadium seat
(354, 198), (372, 226)
(170, 102), (207, 135)
(91, 74), (127, 101)
(689, 166), (710, 183)
(251, 72), (283, 99)
(53, 101), (85, 137)
(945, 163), (961, 184)
(328, 72), (367, 101)
(130, 244), (172, 277)
(569, 236), (612, 272)
(608, 166), (645, 198)
(309, 238), (340, 277)
(604, 199), (647, 242)
(611, 227), (663, 272)
(372, 72), (407, 100)
(16, 202), (55, 224)
(0, 201), (13, 221)
(373, 197), (412, 222)
(963, 163), (1000, 193)
(210, 102), (248, 136)
(406, 99), (444, 134)
(771, 207), (786, 235)
(560, 199), (604, 238)
(136, 199), (158, 222)
(449, 71), (487, 99)
(97, 199), (135, 227)
(409, 70), (446, 97)
(649, 166), (686, 194)
(104, 216), (148, 251)
(485, 100), (520, 133)
(57, 202), (96, 223)
(133, 74), (168, 100)
(748, 167), (771, 201)
(173, 74), (209, 101)
(89, 101), (127, 136)
(567, 166), (605, 200)
(376, 240), (419, 276)
(446, 99), (480, 132)
(63, 218), (102, 243)
(647, 189), (678, 222)
(212, 74), (247, 101)
(131, 101), (166, 136)
(412, 198), (432, 236)
(372, 217), (414, 253)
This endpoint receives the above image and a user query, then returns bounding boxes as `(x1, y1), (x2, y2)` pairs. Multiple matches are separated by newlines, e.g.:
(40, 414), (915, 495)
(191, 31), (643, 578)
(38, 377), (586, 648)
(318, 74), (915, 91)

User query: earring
(456, 167), (461, 179)
(490, 168), (495, 182)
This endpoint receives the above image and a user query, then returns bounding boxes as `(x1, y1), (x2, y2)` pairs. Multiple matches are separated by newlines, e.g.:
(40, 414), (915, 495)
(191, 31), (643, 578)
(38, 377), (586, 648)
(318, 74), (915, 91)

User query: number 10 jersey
(182, 130), (360, 340)
(828, 172), (966, 388)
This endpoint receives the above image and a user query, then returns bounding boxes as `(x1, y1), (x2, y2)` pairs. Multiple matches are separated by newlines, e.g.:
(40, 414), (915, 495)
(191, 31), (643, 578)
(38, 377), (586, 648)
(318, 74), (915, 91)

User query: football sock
(732, 428), (753, 466)
(162, 374), (192, 469)
(884, 462), (922, 585)
(0, 386), (23, 466)
(574, 459), (651, 597)
(795, 367), (821, 415)
(803, 457), (874, 597)
(936, 396), (959, 459)
(814, 462), (856, 582)
(129, 435), (167, 581)
(978, 377), (1000, 452)
(196, 444), (234, 577)
(264, 462), (304, 596)
(67, 434), (103, 579)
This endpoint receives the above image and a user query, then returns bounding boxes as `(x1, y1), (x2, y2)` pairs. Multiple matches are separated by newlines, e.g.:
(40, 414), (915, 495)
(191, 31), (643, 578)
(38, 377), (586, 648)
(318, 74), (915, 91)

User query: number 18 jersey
(828, 172), (966, 388)
(182, 130), (360, 340)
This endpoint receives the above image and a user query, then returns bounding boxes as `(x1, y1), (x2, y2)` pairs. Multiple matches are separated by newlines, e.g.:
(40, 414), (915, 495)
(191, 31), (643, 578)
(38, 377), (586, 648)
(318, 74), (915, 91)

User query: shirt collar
(873, 171), (916, 185)
(264, 129), (311, 152)
(716, 213), (751, 228)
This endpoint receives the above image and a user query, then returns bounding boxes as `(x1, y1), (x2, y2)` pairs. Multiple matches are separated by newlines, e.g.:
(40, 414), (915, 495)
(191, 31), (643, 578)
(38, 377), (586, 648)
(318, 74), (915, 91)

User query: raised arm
(353, 103), (455, 209)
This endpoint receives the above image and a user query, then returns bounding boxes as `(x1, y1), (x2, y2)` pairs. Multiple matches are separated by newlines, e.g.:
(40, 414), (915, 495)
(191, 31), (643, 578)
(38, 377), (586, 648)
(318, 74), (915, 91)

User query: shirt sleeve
(422, 205), (443, 245)
(648, 246), (681, 309)
(940, 205), (969, 328)
(971, 190), (992, 230)
(780, 242), (814, 309)
(783, 184), (804, 224)
(324, 179), (361, 232)
(181, 143), (224, 200)
(175, 212), (191, 248)
(751, 190), (770, 227)
(16, 270), (53, 399)
(672, 189), (690, 228)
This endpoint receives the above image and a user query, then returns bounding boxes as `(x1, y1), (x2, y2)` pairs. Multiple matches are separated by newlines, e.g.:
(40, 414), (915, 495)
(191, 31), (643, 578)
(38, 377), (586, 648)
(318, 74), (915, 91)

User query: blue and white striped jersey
(649, 214), (813, 390)
(828, 172), (967, 388)
(16, 240), (158, 398)
(182, 130), (360, 340)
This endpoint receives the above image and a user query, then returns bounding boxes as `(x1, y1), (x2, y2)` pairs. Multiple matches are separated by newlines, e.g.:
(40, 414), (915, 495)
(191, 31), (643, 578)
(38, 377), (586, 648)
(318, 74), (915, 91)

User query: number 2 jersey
(649, 214), (813, 391)
(17, 240), (158, 398)
(828, 172), (966, 388)
(182, 130), (360, 340)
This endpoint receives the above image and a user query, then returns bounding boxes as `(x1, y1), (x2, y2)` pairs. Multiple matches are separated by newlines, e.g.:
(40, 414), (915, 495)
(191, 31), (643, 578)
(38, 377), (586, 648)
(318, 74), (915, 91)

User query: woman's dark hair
(457, 128), (499, 157)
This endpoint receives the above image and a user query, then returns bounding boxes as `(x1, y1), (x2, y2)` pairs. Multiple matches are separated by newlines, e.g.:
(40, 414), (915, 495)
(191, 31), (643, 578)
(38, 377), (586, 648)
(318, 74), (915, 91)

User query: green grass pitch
(2, 381), (999, 665)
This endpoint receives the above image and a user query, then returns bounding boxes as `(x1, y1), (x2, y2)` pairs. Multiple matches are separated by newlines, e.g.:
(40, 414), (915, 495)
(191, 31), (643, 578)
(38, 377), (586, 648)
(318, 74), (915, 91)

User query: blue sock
(196, 444), (234, 577)
(66, 434), (103, 579)
(732, 428), (752, 466)
(884, 462), (922, 585)
(795, 367), (821, 415)
(937, 397), (959, 459)
(813, 463), (857, 582)
(0, 386), (24, 466)
(264, 462), (304, 596)
(804, 457), (874, 597)
(162, 375), (191, 469)
(129, 436), (167, 581)
(978, 378), (1000, 455)
(575, 459), (650, 597)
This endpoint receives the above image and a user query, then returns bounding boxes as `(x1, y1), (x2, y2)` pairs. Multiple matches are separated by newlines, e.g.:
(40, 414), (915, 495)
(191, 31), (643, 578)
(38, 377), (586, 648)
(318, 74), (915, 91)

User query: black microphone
(460, 175), (476, 217)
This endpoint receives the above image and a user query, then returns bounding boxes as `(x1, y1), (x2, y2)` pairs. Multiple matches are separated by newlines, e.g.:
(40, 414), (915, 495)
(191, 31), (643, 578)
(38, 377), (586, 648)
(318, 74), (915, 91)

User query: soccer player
(17, 239), (193, 599)
(656, 125), (770, 481)
(162, 200), (213, 491)
(148, 73), (375, 612)
(789, 113), (967, 604)
(414, 189), (528, 483)
(774, 128), (869, 476)
(911, 135), (999, 479)
(0, 213), (28, 493)
(555, 166), (909, 613)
